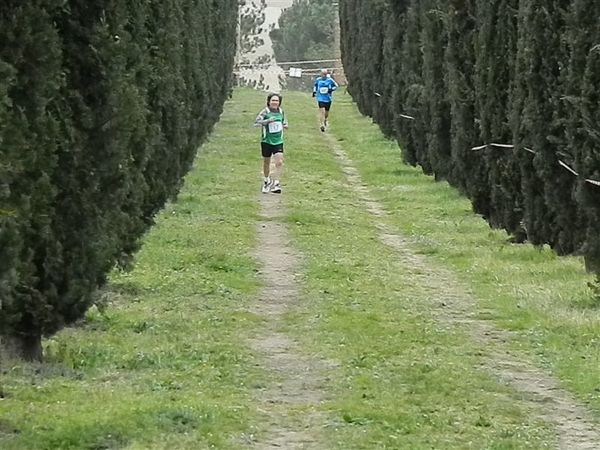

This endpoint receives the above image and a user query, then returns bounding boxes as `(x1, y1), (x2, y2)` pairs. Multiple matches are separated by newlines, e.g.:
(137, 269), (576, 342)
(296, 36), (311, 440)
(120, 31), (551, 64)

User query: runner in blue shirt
(312, 68), (338, 132)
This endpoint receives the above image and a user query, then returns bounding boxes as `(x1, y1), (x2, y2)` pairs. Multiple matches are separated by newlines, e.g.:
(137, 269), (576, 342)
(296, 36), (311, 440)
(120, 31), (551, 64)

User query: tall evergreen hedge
(475, 0), (521, 233)
(340, 0), (600, 276)
(0, 0), (238, 360)
(400, 1), (431, 173)
(570, 0), (600, 273)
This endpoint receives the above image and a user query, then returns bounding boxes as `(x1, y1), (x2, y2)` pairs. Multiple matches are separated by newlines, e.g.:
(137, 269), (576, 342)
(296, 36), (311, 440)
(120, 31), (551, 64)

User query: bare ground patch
(248, 193), (330, 449)
(325, 133), (600, 450)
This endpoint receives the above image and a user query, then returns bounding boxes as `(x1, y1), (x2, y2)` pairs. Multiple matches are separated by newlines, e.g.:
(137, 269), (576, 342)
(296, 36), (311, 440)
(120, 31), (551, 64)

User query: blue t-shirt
(313, 76), (338, 103)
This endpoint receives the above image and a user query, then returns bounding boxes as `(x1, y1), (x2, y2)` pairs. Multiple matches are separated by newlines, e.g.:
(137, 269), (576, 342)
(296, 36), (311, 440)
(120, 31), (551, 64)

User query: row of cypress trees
(339, 0), (600, 276)
(0, 0), (238, 360)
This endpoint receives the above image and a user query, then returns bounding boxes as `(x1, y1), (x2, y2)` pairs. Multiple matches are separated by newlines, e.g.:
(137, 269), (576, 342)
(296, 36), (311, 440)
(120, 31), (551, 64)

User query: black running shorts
(318, 101), (332, 111)
(261, 142), (284, 158)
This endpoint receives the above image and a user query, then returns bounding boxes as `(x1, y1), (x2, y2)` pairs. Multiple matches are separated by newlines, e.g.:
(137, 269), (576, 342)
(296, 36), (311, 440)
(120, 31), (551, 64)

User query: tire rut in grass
(248, 193), (328, 449)
(324, 131), (600, 450)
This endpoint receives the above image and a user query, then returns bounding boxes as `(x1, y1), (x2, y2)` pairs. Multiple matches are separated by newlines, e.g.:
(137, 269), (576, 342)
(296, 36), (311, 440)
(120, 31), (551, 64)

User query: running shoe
(261, 177), (272, 193)
(270, 181), (281, 194)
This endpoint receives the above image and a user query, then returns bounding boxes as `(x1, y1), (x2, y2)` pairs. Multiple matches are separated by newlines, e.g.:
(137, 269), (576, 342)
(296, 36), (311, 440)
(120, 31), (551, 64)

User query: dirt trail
(324, 131), (600, 450)
(248, 193), (329, 449)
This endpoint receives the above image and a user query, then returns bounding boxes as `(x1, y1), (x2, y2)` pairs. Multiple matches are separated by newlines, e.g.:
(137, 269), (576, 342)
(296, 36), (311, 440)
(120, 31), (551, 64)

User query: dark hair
(267, 93), (282, 106)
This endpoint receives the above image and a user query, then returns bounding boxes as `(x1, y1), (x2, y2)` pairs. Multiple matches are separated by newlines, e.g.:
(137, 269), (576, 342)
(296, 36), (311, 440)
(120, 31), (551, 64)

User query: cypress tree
(362, 3), (388, 131)
(340, 0), (369, 112)
(379, 4), (408, 139)
(445, 0), (479, 195)
(385, 3), (412, 158)
(421, 0), (452, 180)
(512, 0), (571, 248)
(345, 0), (384, 119)
(542, 0), (584, 255)
(0, 58), (20, 338)
(474, 0), (522, 233)
(563, 0), (595, 262)
(0, 0), (65, 359)
(511, 0), (543, 247)
(575, 6), (600, 272)
(398, 0), (431, 173)
(0, 0), (238, 360)
(339, 0), (356, 93)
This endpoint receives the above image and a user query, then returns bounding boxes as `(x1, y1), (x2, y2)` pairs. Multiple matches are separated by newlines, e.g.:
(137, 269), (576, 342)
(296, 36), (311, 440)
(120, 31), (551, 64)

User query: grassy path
(320, 122), (599, 449)
(0, 88), (599, 449)
(248, 193), (330, 448)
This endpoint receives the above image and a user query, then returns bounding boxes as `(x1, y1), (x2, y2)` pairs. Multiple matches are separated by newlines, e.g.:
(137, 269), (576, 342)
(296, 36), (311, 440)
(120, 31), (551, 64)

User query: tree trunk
(0, 334), (43, 364)
(584, 256), (600, 275)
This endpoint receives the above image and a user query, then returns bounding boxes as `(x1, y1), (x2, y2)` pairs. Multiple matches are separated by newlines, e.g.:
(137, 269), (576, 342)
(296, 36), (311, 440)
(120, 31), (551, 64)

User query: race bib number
(268, 121), (283, 133)
(319, 86), (330, 94)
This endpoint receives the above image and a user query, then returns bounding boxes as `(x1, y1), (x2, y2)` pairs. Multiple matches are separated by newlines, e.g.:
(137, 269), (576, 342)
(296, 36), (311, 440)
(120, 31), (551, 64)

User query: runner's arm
(330, 78), (338, 92)
(255, 108), (272, 126)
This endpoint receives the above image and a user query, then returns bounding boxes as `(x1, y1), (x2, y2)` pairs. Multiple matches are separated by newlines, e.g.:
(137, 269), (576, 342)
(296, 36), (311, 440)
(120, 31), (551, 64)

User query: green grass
(280, 90), (556, 448)
(1, 88), (598, 449)
(327, 90), (600, 412)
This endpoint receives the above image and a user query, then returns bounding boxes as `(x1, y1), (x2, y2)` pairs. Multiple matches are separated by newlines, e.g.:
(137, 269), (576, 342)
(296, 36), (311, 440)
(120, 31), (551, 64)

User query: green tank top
(261, 109), (285, 145)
